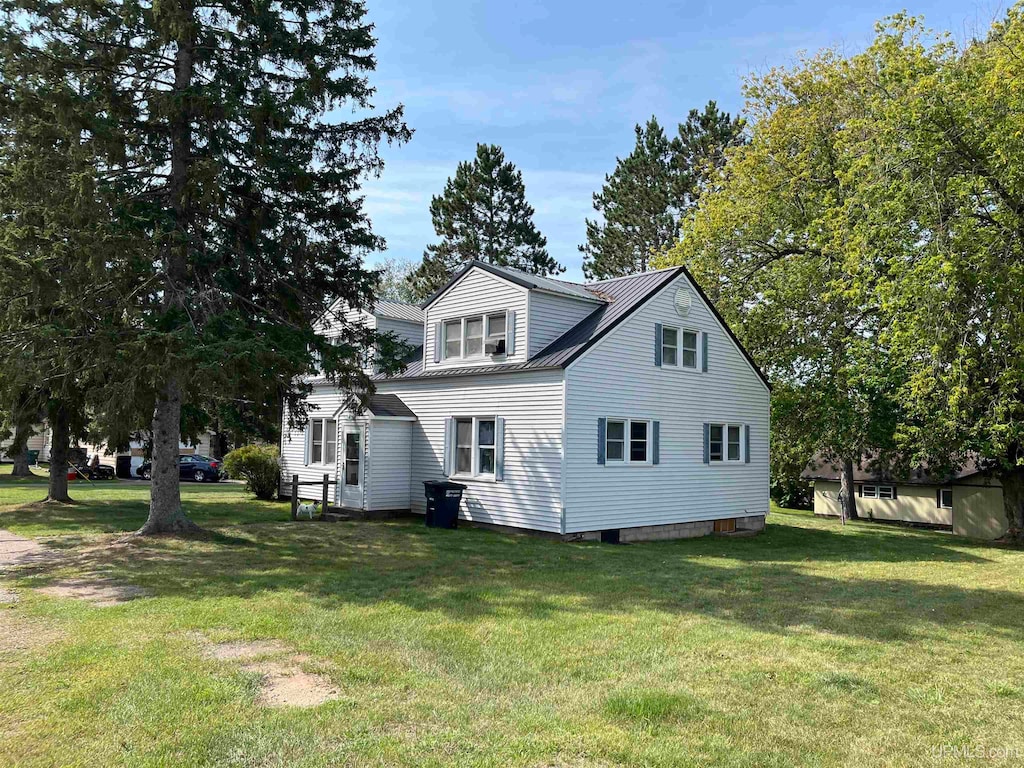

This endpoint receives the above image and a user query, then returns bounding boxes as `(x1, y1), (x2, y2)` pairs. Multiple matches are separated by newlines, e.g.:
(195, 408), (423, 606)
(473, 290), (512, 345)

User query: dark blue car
(136, 454), (223, 482)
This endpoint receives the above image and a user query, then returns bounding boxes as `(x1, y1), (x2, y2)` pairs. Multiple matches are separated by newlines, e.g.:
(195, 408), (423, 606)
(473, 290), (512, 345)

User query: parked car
(136, 454), (223, 482)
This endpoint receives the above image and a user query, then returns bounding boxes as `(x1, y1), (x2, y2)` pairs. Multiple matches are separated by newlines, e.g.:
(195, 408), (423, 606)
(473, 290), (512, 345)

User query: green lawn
(1, 479), (1023, 767)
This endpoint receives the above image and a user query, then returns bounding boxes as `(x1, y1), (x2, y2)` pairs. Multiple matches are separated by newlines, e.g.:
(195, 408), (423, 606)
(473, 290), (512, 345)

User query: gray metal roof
(366, 393), (417, 418)
(374, 300), (423, 323)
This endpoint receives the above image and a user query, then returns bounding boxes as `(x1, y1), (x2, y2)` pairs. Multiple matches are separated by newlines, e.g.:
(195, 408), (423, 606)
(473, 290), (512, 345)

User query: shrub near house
(223, 445), (280, 500)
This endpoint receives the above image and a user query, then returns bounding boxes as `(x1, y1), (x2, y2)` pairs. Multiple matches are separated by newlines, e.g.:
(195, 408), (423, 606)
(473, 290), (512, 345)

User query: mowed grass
(1, 477), (1023, 767)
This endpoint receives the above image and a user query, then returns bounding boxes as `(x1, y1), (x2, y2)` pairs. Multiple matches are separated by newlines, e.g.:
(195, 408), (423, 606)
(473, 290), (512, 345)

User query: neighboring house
(0, 424), (51, 464)
(280, 260), (771, 542)
(803, 458), (1007, 540)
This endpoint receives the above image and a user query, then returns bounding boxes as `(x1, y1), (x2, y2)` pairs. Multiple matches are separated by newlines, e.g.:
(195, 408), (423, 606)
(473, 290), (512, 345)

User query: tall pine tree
(581, 104), (745, 279)
(408, 143), (561, 300)
(1, 0), (410, 534)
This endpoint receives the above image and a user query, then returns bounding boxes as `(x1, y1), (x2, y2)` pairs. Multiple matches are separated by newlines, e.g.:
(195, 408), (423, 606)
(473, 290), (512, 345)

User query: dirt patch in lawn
(0, 587), (18, 604)
(191, 632), (338, 707)
(36, 578), (149, 607)
(0, 529), (60, 571)
(242, 660), (339, 708)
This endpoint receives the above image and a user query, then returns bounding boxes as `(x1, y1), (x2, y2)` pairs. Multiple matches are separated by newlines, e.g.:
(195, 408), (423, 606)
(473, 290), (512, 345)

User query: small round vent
(674, 287), (692, 317)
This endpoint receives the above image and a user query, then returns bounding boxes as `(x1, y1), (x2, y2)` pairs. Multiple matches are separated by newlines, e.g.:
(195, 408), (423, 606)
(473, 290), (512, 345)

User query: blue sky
(361, 1), (999, 282)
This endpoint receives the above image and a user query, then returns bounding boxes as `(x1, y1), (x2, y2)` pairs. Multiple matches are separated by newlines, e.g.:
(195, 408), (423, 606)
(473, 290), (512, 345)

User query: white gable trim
(565, 273), (770, 394)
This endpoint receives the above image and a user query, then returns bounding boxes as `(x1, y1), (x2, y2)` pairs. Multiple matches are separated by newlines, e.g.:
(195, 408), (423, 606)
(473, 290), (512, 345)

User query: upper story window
(443, 313), (508, 360)
(660, 325), (699, 369)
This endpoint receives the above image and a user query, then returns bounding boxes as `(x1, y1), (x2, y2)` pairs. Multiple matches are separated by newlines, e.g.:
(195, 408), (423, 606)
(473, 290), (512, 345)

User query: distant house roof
(375, 263), (770, 387)
(801, 455), (986, 486)
(420, 260), (603, 308)
(374, 300), (423, 324)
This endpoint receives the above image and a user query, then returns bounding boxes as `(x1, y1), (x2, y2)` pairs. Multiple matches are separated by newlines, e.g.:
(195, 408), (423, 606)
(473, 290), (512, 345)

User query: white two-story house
(280, 260), (771, 542)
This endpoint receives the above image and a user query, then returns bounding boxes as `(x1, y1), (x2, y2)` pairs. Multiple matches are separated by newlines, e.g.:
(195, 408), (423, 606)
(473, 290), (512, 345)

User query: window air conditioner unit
(485, 339), (506, 356)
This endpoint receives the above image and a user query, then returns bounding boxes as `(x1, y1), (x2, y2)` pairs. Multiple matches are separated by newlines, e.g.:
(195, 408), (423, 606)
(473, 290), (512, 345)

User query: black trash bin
(423, 480), (466, 529)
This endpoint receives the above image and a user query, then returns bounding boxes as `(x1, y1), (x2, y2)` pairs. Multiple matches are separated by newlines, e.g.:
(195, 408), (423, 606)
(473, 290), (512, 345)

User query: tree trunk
(838, 458), (858, 522)
(136, 377), (201, 535)
(134, 20), (201, 537)
(998, 466), (1024, 545)
(45, 403), (72, 503)
(8, 423), (31, 477)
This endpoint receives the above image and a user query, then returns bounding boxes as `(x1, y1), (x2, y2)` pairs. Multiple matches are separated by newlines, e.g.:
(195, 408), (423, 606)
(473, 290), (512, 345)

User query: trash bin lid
(423, 480), (467, 491)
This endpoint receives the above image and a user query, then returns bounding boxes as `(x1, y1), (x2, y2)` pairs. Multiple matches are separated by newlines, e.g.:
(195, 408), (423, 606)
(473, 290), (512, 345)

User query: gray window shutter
(495, 417), (505, 481)
(506, 310), (516, 355)
(654, 323), (663, 367)
(702, 423), (710, 464)
(443, 417), (453, 476)
(303, 425), (310, 466)
(701, 331), (708, 372)
(892, 486), (898, 500)
(744, 424), (750, 464)
(857, 484), (863, 497)
(433, 322), (442, 363)
(652, 421), (660, 465)
(597, 417), (606, 465)
(936, 489), (942, 508)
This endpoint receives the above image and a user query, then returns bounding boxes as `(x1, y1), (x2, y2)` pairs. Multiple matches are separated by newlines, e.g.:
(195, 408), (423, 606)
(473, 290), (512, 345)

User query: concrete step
(321, 511), (352, 522)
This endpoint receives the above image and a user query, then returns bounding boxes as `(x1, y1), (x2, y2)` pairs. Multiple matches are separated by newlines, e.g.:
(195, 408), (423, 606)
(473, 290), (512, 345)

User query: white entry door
(341, 427), (363, 509)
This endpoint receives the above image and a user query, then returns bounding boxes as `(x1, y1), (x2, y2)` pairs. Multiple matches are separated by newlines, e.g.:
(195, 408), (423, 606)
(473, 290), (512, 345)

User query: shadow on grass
(11, 513), (1022, 645)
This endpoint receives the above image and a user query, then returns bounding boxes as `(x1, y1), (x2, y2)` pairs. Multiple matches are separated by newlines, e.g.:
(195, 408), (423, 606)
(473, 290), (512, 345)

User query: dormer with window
(422, 260), (605, 372)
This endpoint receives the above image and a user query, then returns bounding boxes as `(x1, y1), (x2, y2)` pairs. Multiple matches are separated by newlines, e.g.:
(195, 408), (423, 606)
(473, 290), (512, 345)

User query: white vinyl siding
(564, 272), (769, 533)
(365, 418), (413, 512)
(378, 370), (564, 532)
(424, 267), (528, 371)
(375, 316), (423, 349)
(528, 290), (599, 357)
(279, 384), (342, 495)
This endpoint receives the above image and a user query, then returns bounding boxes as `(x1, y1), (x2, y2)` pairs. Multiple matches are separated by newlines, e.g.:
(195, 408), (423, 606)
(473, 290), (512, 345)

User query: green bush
(222, 444), (280, 500)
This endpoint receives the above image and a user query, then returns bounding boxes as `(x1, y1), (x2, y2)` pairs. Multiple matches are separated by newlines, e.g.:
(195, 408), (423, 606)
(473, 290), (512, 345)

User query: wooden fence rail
(289, 473), (338, 520)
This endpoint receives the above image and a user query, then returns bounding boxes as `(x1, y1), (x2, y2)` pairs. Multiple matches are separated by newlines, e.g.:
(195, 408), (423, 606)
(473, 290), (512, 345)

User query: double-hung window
(444, 320), (462, 359)
(939, 488), (953, 509)
(604, 418), (651, 464)
(486, 313), (506, 355)
(661, 327), (679, 367)
(465, 316), (484, 357)
(309, 418), (337, 465)
(708, 423), (743, 463)
(453, 417), (497, 478)
(682, 330), (698, 369)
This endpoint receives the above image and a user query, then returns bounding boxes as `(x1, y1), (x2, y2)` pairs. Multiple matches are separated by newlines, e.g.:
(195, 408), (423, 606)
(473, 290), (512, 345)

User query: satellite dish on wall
(674, 287), (692, 317)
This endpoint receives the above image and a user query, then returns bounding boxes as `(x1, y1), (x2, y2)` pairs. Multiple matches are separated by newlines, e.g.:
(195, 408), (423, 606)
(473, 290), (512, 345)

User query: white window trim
(661, 325), (700, 370)
(441, 312), (510, 361)
(451, 416), (498, 481)
(708, 422), (744, 463)
(862, 484), (896, 499)
(308, 417), (337, 466)
(939, 488), (953, 509)
(604, 417), (652, 466)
